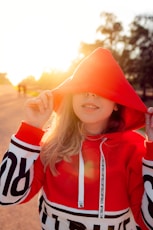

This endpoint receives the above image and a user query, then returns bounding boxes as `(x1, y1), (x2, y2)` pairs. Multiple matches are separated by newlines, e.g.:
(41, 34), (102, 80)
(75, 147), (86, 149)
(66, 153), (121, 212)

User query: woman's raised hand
(24, 90), (54, 129)
(145, 107), (153, 141)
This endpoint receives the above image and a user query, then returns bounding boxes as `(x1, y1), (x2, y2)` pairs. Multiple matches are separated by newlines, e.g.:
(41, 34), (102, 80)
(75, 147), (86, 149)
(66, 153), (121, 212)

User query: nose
(85, 92), (97, 97)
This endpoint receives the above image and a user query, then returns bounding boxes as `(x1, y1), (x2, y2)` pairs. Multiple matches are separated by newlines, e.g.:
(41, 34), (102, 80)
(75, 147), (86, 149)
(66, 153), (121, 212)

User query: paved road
(0, 85), (26, 156)
(0, 85), (40, 230)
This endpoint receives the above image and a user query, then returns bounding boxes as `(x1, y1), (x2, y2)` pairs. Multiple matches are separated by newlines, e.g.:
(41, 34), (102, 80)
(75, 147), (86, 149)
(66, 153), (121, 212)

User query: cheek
(99, 101), (115, 117)
(104, 109), (114, 118)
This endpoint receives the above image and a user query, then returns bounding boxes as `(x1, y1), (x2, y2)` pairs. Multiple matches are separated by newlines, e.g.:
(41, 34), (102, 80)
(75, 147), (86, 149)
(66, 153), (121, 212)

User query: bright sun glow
(1, 15), (81, 85)
(0, 0), (152, 85)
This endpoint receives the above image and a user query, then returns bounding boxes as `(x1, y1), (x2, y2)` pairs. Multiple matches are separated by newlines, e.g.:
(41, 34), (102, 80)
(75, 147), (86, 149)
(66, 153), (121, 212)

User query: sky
(0, 0), (153, 85)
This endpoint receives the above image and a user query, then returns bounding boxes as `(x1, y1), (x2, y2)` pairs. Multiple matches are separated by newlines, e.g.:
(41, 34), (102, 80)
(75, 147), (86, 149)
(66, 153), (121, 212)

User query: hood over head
(52, 48), (147, 131)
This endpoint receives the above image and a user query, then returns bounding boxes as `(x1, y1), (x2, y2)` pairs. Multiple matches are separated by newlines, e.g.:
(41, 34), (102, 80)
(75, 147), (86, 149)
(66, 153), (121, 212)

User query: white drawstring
(78, 148), (84, 208)
(98, 138), (107, 218)
(78, 138), (107, 213)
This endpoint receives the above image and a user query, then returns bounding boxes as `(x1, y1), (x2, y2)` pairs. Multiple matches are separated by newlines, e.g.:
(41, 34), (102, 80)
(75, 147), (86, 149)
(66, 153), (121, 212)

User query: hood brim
(52, 48), (147, 131)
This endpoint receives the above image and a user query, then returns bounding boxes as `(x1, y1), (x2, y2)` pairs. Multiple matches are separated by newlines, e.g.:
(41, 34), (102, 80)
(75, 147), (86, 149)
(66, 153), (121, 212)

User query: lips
(82, 103), (99, 109)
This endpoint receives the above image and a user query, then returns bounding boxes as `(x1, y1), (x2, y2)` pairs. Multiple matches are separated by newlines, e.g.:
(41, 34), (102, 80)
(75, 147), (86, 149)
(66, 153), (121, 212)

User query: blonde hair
(40, 95), (83, 175)
(40, 94), (125, 175)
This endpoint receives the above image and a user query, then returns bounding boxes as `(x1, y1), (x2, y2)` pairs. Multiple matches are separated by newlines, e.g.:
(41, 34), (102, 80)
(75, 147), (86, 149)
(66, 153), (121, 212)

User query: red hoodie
(0, 48), (153, 230)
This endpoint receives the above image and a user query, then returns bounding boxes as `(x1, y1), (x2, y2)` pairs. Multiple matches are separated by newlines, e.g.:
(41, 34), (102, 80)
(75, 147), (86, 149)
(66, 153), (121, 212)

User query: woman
(0, 48), (153, 229)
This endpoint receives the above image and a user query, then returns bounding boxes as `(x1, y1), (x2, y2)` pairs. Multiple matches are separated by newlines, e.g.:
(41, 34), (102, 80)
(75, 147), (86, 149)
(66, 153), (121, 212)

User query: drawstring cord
(98, 138), (107, 218)
(78, 138), (107, 216)
(78, 145), (84, 208)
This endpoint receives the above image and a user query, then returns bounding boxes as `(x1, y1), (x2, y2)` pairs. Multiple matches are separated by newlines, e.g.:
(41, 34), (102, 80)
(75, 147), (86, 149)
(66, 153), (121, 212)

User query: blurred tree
(79, 40), (105, 57)
(79, 12), (124, 59)
(20, 75), (36, 86)
(123, 15), (153, 100)
(38, 71), (56, 89)
(18, 76), (37, 95)
(37, 70), (71, 90)
(96, 12), (123, 51)
(0, 73), (12, 85)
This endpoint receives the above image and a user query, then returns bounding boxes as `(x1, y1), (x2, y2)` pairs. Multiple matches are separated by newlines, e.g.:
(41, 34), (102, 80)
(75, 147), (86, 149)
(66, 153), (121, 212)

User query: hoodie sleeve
(141, 141), (153, 229)
(142, 141), (153, 229)
(0, 122), (45, 205)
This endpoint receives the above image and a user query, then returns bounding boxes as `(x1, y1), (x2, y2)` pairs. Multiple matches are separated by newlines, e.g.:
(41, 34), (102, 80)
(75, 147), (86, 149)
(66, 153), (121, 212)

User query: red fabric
(15, 122), (44, 145)
(53, 48), (147, 130)
(21, 130), (148, 229)
(144, 141), (153, 160)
